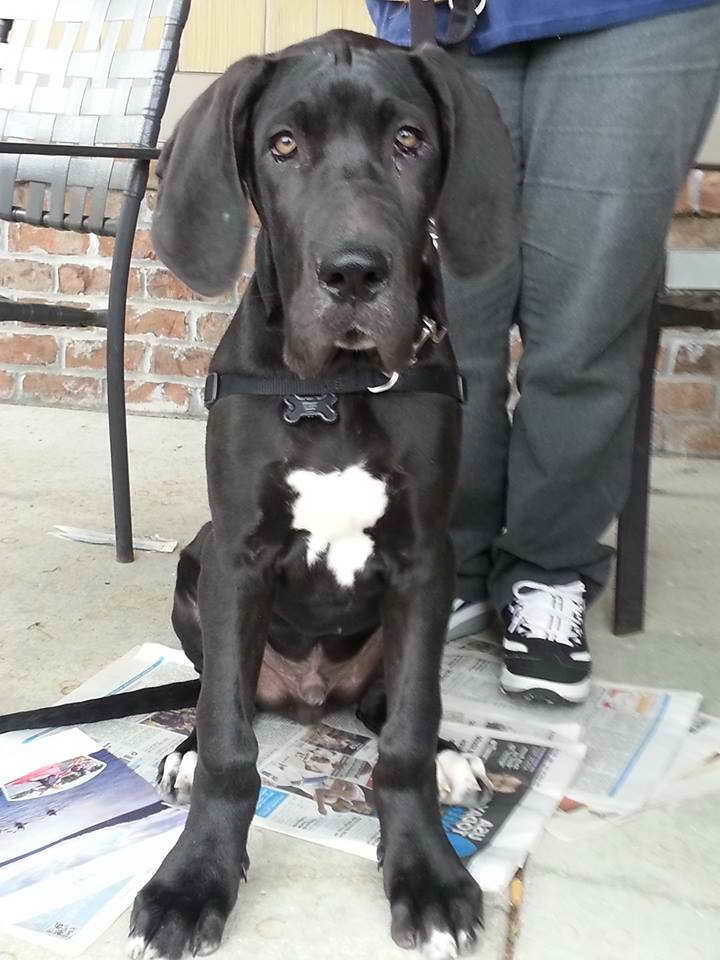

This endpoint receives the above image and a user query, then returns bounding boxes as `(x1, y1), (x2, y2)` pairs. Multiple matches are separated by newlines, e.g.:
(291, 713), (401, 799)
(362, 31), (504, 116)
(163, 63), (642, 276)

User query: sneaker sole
(447, 602), (492, 642)
(500, 666), (591, 705)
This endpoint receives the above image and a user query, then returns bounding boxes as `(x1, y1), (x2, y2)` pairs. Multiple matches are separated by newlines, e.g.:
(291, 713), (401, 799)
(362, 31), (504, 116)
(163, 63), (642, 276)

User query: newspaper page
(0, 729), (184, 956)
(2, 643), (199, 784)
(441, 644), (701, 814)
(29, 644), (586, 891)
(252, 715), (585, 891)
(547, 712), (720, 841)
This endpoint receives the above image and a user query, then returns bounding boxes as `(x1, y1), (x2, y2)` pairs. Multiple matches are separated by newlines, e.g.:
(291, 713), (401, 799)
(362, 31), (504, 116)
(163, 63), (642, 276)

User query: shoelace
(509, 580), (586, 647)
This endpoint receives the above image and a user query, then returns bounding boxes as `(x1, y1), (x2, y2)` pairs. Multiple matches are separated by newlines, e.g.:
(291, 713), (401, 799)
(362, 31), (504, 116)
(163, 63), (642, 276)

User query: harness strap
(204, 365), (466, 408)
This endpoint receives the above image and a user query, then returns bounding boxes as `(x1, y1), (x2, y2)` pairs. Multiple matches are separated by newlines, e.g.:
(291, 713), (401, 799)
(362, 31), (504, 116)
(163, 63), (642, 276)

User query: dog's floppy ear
(152, 57), (271, 297)
(410, 48), (518, 279)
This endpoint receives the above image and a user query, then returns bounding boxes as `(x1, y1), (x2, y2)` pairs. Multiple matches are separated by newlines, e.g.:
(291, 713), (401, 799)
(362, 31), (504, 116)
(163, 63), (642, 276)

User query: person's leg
(445, 45), (526, 622)
(491, 5), (720, 618)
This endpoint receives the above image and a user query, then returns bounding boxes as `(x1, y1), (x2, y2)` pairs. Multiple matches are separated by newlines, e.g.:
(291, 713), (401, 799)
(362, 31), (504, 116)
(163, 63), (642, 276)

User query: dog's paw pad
(157, 750), (197, 806)
(436, 750), (491, 808)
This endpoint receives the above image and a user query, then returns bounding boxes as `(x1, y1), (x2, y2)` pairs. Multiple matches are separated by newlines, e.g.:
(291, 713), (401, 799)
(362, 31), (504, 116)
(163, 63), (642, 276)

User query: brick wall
(1, 175), (720, 455)
(0, 189), (252, 418)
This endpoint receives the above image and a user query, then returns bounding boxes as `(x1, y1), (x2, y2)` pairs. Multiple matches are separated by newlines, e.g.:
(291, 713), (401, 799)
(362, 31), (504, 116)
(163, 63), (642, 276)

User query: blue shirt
(366, 0), (719, 53)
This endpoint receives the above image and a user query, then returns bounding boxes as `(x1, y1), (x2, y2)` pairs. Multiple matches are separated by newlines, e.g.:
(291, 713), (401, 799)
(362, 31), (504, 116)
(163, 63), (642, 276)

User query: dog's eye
(270, 132), (297, 159)
(395, 127), (423, 153)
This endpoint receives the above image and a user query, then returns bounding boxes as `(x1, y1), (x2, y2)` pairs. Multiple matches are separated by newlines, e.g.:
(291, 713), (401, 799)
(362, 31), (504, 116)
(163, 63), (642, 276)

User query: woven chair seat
(0, 0), (187, 235)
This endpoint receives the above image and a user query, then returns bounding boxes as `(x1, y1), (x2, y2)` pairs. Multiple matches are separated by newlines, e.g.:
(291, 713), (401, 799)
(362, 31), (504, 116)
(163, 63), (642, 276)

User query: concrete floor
(1, 404), (719, 960)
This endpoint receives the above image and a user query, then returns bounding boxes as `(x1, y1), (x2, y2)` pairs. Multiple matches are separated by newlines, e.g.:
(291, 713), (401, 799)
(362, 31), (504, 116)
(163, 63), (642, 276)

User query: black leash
(408, 0), (482, 48)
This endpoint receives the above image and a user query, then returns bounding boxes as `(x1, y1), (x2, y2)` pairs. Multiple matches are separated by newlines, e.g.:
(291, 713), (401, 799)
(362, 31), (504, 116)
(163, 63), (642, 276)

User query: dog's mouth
(333, 326), (377, 351)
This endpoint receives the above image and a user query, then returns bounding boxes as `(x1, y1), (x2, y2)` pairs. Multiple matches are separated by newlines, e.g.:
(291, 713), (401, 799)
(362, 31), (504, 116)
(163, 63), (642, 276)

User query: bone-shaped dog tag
(283, 393), (338, 424)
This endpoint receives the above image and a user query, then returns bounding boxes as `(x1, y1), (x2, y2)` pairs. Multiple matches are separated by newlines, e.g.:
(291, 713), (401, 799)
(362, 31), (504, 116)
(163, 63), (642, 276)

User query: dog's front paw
(128, 867), (239, 960)
(157, 750), (197, 806)
(385, 848), (483, 958)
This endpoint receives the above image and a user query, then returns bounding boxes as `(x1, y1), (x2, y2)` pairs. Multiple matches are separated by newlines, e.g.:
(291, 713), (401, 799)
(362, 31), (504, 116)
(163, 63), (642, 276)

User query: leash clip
(409, 315), (446, 367)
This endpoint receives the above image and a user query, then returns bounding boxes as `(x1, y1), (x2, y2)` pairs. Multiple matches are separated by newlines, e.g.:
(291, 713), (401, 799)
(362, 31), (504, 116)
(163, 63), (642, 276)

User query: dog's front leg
(376, 537), (483, 958)
(129, 538), (272, 960)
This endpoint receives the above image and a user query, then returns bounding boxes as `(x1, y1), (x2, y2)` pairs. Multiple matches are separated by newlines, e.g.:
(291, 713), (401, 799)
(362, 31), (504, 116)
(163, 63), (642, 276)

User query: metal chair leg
(106, 160), (149, 563)
(613, 296), (662, 635)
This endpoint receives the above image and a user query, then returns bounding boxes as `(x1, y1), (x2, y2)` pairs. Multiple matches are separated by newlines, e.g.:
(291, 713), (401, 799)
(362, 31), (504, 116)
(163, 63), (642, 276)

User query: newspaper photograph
(441, 643), (701, 814)
(0, 729), (184, 956)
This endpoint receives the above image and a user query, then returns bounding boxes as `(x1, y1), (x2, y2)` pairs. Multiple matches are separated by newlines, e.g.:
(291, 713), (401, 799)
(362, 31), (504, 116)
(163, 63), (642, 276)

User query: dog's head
(153, 32), (517, 377)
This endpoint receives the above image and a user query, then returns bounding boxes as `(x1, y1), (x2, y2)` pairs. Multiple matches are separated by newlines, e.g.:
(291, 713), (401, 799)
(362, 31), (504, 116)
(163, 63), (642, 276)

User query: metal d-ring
(367, 371), (400, 394)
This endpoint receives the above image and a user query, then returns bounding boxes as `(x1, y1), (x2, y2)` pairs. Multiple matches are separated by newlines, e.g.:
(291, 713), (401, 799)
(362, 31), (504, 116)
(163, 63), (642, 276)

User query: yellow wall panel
(317, 0), (375, 36)
(265, 0), (317, 53)
(179, 0), (266, 72)
(178, 0), (377, 72)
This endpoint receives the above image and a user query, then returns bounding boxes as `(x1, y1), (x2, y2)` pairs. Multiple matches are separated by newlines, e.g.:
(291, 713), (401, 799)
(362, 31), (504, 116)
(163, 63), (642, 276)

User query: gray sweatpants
(447, 3), (720, 611)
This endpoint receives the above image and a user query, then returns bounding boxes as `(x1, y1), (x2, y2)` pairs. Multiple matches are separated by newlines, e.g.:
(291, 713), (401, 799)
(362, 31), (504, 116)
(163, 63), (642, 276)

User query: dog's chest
(286, 464), (388, 588)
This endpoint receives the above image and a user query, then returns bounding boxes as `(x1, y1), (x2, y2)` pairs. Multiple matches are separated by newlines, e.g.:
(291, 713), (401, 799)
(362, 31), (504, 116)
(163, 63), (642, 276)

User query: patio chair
(614, 162), (720, 633)
(0, 0), (191, 563)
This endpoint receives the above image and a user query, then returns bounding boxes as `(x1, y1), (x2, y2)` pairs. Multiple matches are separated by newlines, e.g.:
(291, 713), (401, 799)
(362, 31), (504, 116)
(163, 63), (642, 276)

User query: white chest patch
(286, 464), (388, 588)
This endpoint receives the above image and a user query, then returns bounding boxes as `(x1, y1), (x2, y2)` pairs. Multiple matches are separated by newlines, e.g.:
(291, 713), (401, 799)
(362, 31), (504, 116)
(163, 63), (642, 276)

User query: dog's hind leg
(357, 675), (490, 810)
(171, 523), (211, 674)
(157, 729), (198, 806)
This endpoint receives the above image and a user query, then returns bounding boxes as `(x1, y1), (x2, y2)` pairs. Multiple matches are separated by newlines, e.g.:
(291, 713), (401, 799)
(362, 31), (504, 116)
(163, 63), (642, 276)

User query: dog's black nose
(319, 248), (389, 302)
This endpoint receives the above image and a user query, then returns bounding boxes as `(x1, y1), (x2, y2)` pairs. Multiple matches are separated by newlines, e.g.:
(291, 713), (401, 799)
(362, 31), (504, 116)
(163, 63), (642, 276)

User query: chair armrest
(0, 143), (160, 160)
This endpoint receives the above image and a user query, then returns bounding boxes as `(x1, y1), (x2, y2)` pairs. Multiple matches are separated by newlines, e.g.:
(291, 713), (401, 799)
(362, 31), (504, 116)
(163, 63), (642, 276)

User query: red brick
(0, 333), (57, 365)
(673, 343), (720, 376)
(125, 380), (192, 413)
(673, 181), (691, 216)
(146, 268), (196, 301)
(98, 229), (156, 261)
(654, 379), (715, 415)
(665, 421), (720, 456)
(667, 216), (720, 248)
(151, 344), (212, 378)
(65, 339), (145, 372)
(196, 311), (232, 345)
(127, 308), (187, 338)
(58, 264), (141, 297)
(9, 224), (90, 255)
(0, 259), (53, 292)
(699, 172), (720, 216)
(655, 343), (668, 374)
(0, 370), (17, 398)
(22, 373), (102, 405)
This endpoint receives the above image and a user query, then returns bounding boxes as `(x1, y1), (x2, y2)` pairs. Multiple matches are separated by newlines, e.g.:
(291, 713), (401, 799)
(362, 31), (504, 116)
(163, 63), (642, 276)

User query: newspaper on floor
(441, 640), (702, 815)
(49, 526), (177, 553)
(546, 711), (720, 841)
(0, 728), (184, 956)
(1, 645), (584, 899)
(252, 712), (585, 892)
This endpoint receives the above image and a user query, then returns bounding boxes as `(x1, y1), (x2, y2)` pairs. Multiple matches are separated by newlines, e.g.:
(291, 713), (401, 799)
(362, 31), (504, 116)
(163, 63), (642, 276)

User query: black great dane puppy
(0, 30), (516, 960)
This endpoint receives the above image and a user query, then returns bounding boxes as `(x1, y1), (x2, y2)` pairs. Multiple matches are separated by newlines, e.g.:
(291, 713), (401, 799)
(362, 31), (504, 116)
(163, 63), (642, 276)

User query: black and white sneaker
(447, 598), (492, 641)
(500, 580), (591, 704)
